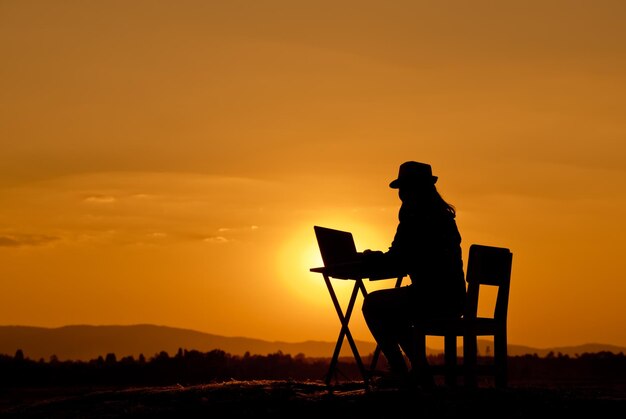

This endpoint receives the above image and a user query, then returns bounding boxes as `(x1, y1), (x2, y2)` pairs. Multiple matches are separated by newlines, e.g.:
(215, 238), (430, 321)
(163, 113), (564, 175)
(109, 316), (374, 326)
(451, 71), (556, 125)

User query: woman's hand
(362, 249), (384, 259)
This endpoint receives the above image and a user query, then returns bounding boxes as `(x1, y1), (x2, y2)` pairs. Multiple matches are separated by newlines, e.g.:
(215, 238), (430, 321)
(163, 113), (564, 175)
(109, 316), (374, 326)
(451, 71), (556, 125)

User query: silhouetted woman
(362, 161), (466, 388)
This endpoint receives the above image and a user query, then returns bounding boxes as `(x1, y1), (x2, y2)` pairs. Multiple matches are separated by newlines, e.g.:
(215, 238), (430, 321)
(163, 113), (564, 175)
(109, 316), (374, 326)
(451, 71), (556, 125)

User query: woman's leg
(401, 324), (435, 388)
(362, 286), (413, 376)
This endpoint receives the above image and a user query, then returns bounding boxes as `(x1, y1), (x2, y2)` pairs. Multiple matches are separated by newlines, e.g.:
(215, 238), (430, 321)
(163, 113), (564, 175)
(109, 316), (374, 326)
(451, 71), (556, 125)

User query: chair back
(464, 244), (513, 322)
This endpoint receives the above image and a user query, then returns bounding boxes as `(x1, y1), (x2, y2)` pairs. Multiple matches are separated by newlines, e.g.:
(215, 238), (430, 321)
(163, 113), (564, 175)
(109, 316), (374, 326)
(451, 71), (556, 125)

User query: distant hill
(0, 325), (376, 361)
(0, 325), (624, 362)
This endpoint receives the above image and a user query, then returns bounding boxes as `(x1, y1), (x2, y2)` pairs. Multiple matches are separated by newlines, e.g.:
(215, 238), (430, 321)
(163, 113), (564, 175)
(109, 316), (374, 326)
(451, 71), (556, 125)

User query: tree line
(1, 348), (625, 388)
(0, 348), (339, 388)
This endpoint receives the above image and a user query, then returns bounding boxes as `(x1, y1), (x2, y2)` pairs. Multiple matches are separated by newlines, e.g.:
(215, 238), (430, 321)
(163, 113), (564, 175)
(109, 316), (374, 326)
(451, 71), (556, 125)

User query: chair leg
(409, 327), (437, 388)
(444, 335), (457, 387)
(494, 331), (507, 388)
(463, 333), (477, 388)
(411, 329), (427, 369)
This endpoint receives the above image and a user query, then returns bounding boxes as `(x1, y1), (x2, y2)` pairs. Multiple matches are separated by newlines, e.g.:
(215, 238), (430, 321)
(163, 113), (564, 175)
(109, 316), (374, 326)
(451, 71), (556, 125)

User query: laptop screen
(314, 226), (359, 267)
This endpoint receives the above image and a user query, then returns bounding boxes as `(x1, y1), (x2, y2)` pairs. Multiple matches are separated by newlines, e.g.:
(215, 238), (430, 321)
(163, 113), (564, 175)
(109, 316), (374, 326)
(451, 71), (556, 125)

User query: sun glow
(274, 223), (327, 301)
(275, 219), (395, 308)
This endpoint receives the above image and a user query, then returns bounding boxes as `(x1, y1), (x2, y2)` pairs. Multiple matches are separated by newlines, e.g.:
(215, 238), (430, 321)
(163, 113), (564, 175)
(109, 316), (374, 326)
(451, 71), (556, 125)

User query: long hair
(400, 183), (456, 217)
(431, 185), (456, 217)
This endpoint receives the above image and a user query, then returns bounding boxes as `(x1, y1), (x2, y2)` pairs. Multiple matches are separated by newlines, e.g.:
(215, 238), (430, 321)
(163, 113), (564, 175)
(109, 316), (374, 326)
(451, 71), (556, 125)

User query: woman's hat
(389, 161), (438, 188)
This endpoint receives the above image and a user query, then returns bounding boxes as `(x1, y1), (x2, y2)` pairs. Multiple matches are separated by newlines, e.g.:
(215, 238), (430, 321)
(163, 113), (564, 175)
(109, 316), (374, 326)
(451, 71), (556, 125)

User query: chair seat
(420, 317), (504, 336)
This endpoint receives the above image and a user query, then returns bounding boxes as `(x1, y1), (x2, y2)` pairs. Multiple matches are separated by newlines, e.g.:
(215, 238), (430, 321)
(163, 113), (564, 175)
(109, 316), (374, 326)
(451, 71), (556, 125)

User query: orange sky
(1, 1), (625, 350)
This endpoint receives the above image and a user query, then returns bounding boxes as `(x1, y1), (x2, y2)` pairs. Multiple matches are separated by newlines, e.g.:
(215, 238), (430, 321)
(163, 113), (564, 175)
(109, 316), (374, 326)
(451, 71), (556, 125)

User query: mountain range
(1, 324), (624, 362)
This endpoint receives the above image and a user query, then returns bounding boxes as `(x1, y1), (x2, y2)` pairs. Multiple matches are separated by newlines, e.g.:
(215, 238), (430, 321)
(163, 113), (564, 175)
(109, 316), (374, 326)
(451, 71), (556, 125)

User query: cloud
(131, 194), (156, 199)
(217, 225), (260, 233)
(83, 195), (117, 204)
(203, 236), (230, 244)
(200, 226), (260, 244)
(0, 234), (59, 248)
(148, 232), (167, 238)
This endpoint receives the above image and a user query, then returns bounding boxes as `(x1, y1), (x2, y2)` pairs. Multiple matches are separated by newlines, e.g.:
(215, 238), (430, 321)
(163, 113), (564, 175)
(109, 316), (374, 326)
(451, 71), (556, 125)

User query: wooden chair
(413, 244), (513, 388)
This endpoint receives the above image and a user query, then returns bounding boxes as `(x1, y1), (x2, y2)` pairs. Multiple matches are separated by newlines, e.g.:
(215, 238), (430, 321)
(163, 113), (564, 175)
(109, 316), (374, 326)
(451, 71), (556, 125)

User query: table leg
(323, 274), (369, 387)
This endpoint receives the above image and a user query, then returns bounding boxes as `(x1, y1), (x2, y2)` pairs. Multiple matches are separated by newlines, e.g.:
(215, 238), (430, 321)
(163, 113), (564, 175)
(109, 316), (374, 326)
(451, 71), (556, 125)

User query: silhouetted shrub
(1, 349), (624, 389)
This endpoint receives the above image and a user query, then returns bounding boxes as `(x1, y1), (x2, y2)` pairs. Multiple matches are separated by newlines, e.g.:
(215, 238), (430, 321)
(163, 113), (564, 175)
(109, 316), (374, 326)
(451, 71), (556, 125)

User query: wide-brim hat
(389, 161), (438, 188)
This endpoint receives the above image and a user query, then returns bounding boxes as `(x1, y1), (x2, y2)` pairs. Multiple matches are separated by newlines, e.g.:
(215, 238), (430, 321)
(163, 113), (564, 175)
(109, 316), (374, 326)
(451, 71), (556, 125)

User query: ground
(2, 379), (626, 418)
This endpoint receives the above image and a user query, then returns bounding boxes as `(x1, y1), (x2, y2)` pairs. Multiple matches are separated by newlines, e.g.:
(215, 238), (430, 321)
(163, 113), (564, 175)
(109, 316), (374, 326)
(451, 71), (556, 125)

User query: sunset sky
(1, 1), (625, 351)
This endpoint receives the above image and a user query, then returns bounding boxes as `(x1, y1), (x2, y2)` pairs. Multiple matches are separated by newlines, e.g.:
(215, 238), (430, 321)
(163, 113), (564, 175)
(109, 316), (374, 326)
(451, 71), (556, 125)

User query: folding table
(309, 262), (407, 389)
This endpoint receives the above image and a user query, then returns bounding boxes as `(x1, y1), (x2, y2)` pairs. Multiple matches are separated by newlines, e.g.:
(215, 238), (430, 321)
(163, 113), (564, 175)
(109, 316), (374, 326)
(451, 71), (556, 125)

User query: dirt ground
(2, 379), (626, 418)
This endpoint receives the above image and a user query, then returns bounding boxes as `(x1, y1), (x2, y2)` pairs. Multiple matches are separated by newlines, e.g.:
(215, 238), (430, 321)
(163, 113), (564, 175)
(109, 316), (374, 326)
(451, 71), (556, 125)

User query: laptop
(313, 225), (361, 268)
(313, 225), (405, 281)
